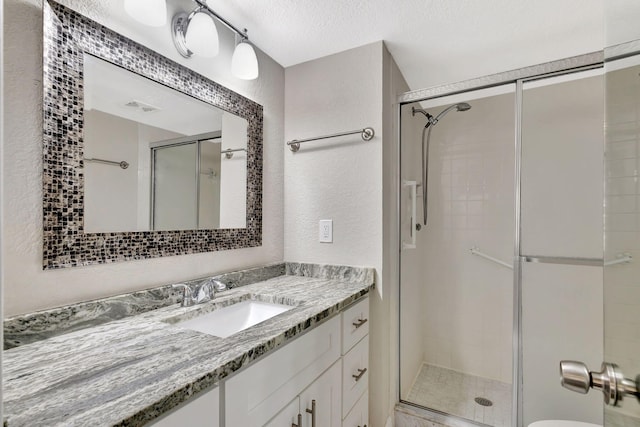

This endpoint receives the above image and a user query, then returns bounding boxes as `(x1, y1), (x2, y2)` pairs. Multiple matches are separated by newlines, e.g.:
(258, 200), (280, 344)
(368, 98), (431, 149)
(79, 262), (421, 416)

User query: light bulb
(232, 41), (259, 80)
(124, 0), (167, 27)
(185, 11), (219, 58)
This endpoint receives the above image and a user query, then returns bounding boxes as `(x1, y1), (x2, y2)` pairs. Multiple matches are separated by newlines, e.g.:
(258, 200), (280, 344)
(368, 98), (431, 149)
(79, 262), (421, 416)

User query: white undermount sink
(175, 300), (294, 338)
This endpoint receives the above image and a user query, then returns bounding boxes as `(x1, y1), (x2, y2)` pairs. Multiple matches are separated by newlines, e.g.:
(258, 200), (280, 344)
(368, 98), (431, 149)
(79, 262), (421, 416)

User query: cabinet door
(150, 387), (219, 427)
(300, 361), (342, 427)
(264, 397), (300, 427)
(342, 391), (368, 427)
(226, 316), (341, 426)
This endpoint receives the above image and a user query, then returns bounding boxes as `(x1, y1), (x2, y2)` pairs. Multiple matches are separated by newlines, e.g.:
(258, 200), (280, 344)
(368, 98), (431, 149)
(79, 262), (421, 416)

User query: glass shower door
(519, 68), (605, 426)
(151, 142), (198, 230)
(601, 50), (640, 427)
(399, 84), (516, 426)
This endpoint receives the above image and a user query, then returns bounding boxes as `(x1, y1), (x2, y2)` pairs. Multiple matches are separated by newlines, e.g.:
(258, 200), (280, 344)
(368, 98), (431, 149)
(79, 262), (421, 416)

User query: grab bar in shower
(403, 180), (417, 250)
(83, 157), (129, 169)
(287, 127), (375, 152)
(470, 247), (513, 269)
(605, 253), (633, 266)
(523, 253), (633, 267)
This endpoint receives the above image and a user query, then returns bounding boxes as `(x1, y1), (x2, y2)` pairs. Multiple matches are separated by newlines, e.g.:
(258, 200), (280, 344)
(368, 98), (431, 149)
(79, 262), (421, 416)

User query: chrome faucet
(172, 278), (227, 307)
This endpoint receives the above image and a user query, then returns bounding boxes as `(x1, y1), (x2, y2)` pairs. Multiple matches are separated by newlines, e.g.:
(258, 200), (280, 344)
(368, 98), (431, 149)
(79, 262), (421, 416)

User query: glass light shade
(185, 12), (220, 58)
(232, 42), (259, 80)
(124, 0), (167, 27)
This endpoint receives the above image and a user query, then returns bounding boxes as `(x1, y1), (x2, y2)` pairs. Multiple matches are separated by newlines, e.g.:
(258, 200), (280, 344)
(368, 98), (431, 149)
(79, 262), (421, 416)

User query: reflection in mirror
(83, 54), (247, 232)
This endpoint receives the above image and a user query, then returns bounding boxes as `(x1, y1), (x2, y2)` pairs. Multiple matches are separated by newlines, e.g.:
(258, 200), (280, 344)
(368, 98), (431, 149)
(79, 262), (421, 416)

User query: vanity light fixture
(173, 6), (220, 58)
(171, 0), (259, 80)
(124, 0), (167, 27)
(231, 30), (259, 80)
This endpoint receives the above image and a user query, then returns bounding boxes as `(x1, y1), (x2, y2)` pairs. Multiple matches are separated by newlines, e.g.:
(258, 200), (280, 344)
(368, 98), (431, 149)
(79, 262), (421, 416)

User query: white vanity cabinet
(342, 392), (369, 427)
(265, 361), (342, 427)
(340, 297), (370, 426)
(164, 296), (371, 427)
(150, 386), (219, 427)
(225, 315), (342, 426)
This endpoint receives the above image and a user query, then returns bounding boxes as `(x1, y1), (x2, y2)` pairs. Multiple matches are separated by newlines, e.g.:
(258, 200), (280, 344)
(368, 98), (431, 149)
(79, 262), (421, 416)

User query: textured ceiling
(205, 0), (605, 90)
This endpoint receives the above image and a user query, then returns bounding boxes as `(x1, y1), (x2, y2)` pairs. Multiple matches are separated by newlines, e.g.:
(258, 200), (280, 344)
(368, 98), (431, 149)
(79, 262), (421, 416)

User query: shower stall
(397, 54), (617, 427)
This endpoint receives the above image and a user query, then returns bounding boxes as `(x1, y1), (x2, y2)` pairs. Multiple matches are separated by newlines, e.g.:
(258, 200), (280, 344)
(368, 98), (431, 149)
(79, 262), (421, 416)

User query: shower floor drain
(474, 397), (493, 407)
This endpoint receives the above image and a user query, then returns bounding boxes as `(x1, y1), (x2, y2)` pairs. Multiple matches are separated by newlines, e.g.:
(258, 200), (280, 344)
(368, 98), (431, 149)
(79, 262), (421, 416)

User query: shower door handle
(402, 180), (417, 250)
(560, 360), (640, 406)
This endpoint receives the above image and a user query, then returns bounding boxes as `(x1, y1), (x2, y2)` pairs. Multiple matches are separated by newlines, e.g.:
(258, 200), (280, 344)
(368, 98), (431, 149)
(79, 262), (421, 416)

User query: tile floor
(605, 409), (640, 427)
(406, 364), (512, 427)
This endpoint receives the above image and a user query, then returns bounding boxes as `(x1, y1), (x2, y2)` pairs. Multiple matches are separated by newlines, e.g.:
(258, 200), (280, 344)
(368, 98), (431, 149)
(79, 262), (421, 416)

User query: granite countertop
(2, 263), (375, 427)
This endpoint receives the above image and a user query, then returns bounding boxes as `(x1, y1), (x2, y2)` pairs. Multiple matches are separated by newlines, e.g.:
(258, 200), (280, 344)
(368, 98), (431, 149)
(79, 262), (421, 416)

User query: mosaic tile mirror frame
(42, 0), (263, 269)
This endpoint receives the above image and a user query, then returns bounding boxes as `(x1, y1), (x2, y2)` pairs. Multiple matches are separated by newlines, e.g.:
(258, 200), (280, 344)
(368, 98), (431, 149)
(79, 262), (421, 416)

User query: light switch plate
(319, 220), (333, 243)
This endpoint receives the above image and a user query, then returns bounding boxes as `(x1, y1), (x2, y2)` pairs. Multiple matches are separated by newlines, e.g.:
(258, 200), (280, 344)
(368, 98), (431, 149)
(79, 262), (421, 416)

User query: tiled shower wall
(401, 89), (515, 387)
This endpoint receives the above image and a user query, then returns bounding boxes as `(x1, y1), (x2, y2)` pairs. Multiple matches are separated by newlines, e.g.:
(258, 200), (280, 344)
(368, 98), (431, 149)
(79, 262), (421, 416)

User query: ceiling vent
(124, 100), (161, 113)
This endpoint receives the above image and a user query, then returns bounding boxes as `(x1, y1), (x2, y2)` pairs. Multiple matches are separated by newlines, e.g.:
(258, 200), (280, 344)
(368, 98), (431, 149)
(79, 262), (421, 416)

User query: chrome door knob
(560, 360), (640, 406)
(560, 360), (590, 394)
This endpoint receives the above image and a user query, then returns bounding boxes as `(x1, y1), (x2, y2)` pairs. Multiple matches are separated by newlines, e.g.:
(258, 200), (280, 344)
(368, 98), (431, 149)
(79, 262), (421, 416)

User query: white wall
(84, 110), (142, 232)
(2, 0), (284, 316)
(605, 0), (640, 47)
(284, 41), (407, 427)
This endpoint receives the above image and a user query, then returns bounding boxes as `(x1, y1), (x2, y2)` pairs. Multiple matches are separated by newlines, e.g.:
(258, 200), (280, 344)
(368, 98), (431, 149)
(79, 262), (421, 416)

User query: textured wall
(284, 42), (405, 427)
(2, 0), (284, 316)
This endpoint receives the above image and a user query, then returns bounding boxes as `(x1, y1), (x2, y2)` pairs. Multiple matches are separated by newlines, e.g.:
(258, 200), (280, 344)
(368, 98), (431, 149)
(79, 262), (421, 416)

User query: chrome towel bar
(83, 157), (129, 169)
(287, 127), (375, 152)
(222, 147), (247, 159)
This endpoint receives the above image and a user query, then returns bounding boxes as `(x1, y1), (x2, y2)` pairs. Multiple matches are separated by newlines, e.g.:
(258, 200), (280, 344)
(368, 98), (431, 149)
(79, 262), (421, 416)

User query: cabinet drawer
(342, 297), (369, 355)
(151, 386), (219, 427)
(226, 316), (341, 427)
(342, 335), (369, 418)
(342, 390), (368, 427)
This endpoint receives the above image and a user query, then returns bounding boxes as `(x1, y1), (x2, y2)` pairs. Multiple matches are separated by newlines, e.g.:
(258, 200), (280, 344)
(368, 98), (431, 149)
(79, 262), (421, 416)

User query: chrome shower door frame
(395, 51), (604, 427)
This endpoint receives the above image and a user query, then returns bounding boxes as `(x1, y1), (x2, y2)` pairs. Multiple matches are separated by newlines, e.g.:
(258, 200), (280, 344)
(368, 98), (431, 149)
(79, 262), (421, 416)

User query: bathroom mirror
(83, 54), (248, 232)
(43, 1), (262, 269)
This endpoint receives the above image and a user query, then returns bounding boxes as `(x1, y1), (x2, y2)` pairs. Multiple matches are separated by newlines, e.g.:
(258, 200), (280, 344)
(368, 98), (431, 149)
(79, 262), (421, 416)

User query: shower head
(412, 103), (471, 127)
(432, 102), (472, 125)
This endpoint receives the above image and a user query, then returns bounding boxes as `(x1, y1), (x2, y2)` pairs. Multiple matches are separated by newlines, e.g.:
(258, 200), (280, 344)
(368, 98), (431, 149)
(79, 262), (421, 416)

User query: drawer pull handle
(352, 318), (368, 329)
(352, 367), (367, 381)
(306, 399), (316, 427)
(292, 413), (302, 427)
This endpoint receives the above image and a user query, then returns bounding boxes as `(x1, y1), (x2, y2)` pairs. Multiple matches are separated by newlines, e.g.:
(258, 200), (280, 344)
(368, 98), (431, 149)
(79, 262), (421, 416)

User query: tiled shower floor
(406, 364), (512, 427)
